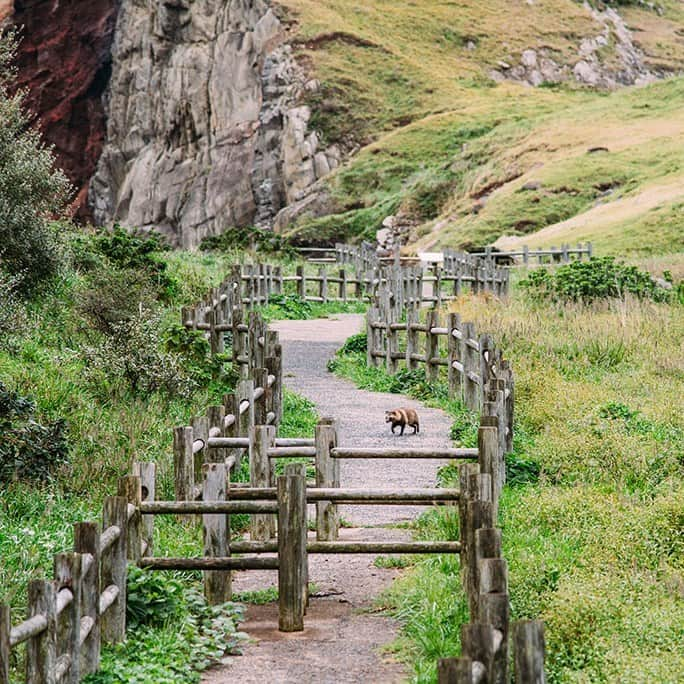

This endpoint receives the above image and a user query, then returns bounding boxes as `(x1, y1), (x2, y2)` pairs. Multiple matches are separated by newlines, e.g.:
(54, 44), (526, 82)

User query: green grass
(330, 283), (684, 682)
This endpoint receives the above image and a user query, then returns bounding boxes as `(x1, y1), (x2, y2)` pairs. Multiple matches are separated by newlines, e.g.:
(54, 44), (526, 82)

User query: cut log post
(426, 310), (441, 383)
(296, 265), (306, 299)
(514, 621), (546, 684)
(319, 266), (328, 302)
(173, 426), (194, 519)
(54, 552), (82, 684)
(132, 462), (156, 556)
(437, 657), (478, 684)
(118, 475), (142, 563)
(406, 309), (419, 370)
(315, 418), (340, 541)
(74, 522), (100, 675)
(458, 462), (480, 599)
(203, 463), (231, 604)
(448, 313), (463, 400)
(191, 415), (210, 478)
(101, 496), (128, 643)
(253, 368), (270, 426)
(25, 580), (57, 684)
(478, 425), (499, 521)
(461, 623), (497, 682)
(250, 425), (276, 540)
(278, 466), (307, 632)
(223, 394), (242, 470)
(463, 322), (479, 411)
(266, 349), (282, 427)
(339, 268), (347, 302)
(208, 405), (227, 466)
(237, 379), (255, 445)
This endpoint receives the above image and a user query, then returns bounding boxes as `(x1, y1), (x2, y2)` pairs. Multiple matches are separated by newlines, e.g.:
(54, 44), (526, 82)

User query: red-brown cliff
(9, 0), (120, 216)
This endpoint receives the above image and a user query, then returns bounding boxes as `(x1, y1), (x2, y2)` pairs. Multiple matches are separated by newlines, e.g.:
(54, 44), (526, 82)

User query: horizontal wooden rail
(207, 437), (315, 449)
(140, 557), (280, 571)
(268, 446), (317, 458)
(140, 501), (278, 515)
(330, 447), (478, 459)
(229, 541), (462, 554)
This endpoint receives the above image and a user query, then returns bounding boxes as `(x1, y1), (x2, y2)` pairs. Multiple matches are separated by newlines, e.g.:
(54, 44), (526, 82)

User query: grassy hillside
(279, 0), (684, 254)
(329, 272), (683, 682)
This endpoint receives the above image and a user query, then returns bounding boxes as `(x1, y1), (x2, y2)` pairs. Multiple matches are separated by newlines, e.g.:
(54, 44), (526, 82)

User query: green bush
(201, 226), (296, 257)
(520, 257), (674, 303)
(0, 382), (68, 483)
(338, 332), (367, 355)
(126, 567), (185, 629)
(262, 294), (314, 320)
(0, 31), (71, 292)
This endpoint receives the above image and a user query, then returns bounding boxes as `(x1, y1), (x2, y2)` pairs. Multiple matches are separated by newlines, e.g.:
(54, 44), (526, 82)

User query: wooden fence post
(173, 426), (194, 517)
(208, 405), (226, 466)
(514, 621), (546, 683)
(191, 415), (210, 479)
(448, 313), (462, 400)
(223, 393), (242, 470)
(118, 475), (142, 563)
(296, 265), (306, 299)
(203, 463), (231, 604)
(250, 425), (276, 541)
(25, 580), (57, 684)
(101, 496), (127, 643)
(461, 623), (496, 682)
(74, 522), (100, 675)
(238, 379), (255, 445)
(426, 310), (441, 384)
(54, 552), (82, 684)
(266, 347), (283, 427)
(253, 368), (270, 426)
(133, 462), (156, 556)
(437, 657), (478, 683)
(406, 309), (419, 370)
(278, 465), (307, 632)
(315, 418), (340, 541)
(462, 323), (479, 411)
(478, 425), (499, 521)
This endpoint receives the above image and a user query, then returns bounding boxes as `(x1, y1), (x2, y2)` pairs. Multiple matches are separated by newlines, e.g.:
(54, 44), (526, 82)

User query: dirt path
(203, 314), (454, 684)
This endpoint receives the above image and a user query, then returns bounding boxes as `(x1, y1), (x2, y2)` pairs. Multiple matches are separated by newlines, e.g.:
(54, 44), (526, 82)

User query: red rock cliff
(9, 0), (120, 216)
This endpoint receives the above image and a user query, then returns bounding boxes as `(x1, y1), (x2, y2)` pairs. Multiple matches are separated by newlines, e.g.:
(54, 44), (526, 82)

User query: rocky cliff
(5, 0), (120, 214)
(89, 0), (339, 247)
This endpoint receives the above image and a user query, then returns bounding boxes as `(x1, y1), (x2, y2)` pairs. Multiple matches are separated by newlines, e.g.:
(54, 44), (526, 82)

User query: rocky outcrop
(90, 0), (340, 247)
(6, 0), (120, 215)
(490, 3), (659, 89)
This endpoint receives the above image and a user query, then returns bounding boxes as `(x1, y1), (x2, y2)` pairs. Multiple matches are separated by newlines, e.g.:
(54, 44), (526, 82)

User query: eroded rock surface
(90, 0), (339, 247)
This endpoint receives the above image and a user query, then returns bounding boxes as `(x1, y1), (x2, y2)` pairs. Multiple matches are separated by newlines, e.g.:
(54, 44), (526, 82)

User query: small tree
(0, 30), (72, 292)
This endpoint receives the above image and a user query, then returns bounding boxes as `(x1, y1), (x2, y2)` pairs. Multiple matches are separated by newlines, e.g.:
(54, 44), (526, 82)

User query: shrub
(201, 226), (296, 257)
(77, 267), (156, 335)
(0, 271), (29, 347)
(0, 382), (68, 483)
(0, 31), (71, 292)
(338, 332), (367, 355)
(520, 257), (673, 303)
(83, 312), (197, 400)
(262, 294), (314, 320)
(126, 567), (185, 629)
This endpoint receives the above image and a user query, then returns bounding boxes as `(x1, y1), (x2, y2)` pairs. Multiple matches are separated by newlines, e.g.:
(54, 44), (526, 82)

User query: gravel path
(202, 314), (454, 684)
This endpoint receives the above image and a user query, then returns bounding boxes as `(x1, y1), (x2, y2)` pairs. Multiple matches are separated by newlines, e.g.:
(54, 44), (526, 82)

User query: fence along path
(0, 248), (544, 684)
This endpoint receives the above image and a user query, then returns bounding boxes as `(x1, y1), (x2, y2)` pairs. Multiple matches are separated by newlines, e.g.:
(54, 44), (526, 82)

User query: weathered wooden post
(118, 475), (142, 563)
(426, 310), (441, 384)
(74, 522), (100, 675)
(315, 418), (340, 541)
(478, 425), (500, 521)
(461, 623), (497, 682)
(25, 580), (57, 683)
(447, 313), (463, 400)
(173, 426), (194, 515)
(250, 425), (276, 540)
(462, 323), (479, 411)
(203, 463), (231, 604)
(54, 552), (83, 684)
(296, 265), (306, 299)
(318, 266), (328, 303)
(101, 496), (128, 643)
(478, 553), (509, 684)
(339, 268), (348, 302)
(266, 347), (283, 427)
(278, 465), (307, 632)
(191, 415), (210, 479)
(238, 378), (255, 442)
(406, 309), (419, 370)
(253, 368), (271, 426)
(514, 621), (546, 683)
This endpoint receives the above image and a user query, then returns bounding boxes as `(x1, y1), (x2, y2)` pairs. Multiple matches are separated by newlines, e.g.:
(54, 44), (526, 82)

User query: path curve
(203, 314), (454, 684)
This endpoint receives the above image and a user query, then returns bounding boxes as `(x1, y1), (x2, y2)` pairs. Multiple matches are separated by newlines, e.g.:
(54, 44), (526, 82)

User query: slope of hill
(279, 0), (684, 255)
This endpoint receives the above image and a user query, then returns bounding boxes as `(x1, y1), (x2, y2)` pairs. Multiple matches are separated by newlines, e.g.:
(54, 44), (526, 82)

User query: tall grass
(330, 286), (683, 682)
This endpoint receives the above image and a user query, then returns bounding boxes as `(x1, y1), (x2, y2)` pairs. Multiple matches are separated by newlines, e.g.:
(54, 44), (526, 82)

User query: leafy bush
(201, 226), (296, 257)
(0, 382), (68, 483)
(126, 567), (185, 629)
(87, 581), (245, 683)
(262, 294), (314, 320)
(77, 267), (156, 335)
(0, 32), (71, 292)
(338, 332), (367, 355)
(83, 313), (197, 400)
(0, 272), (29, 348)
(520, 257), (673, 303)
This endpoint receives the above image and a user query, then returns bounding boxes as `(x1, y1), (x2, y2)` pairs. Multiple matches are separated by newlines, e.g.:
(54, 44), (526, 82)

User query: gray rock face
(490, 3), (661, 90)
(89, 0), (337, 247)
